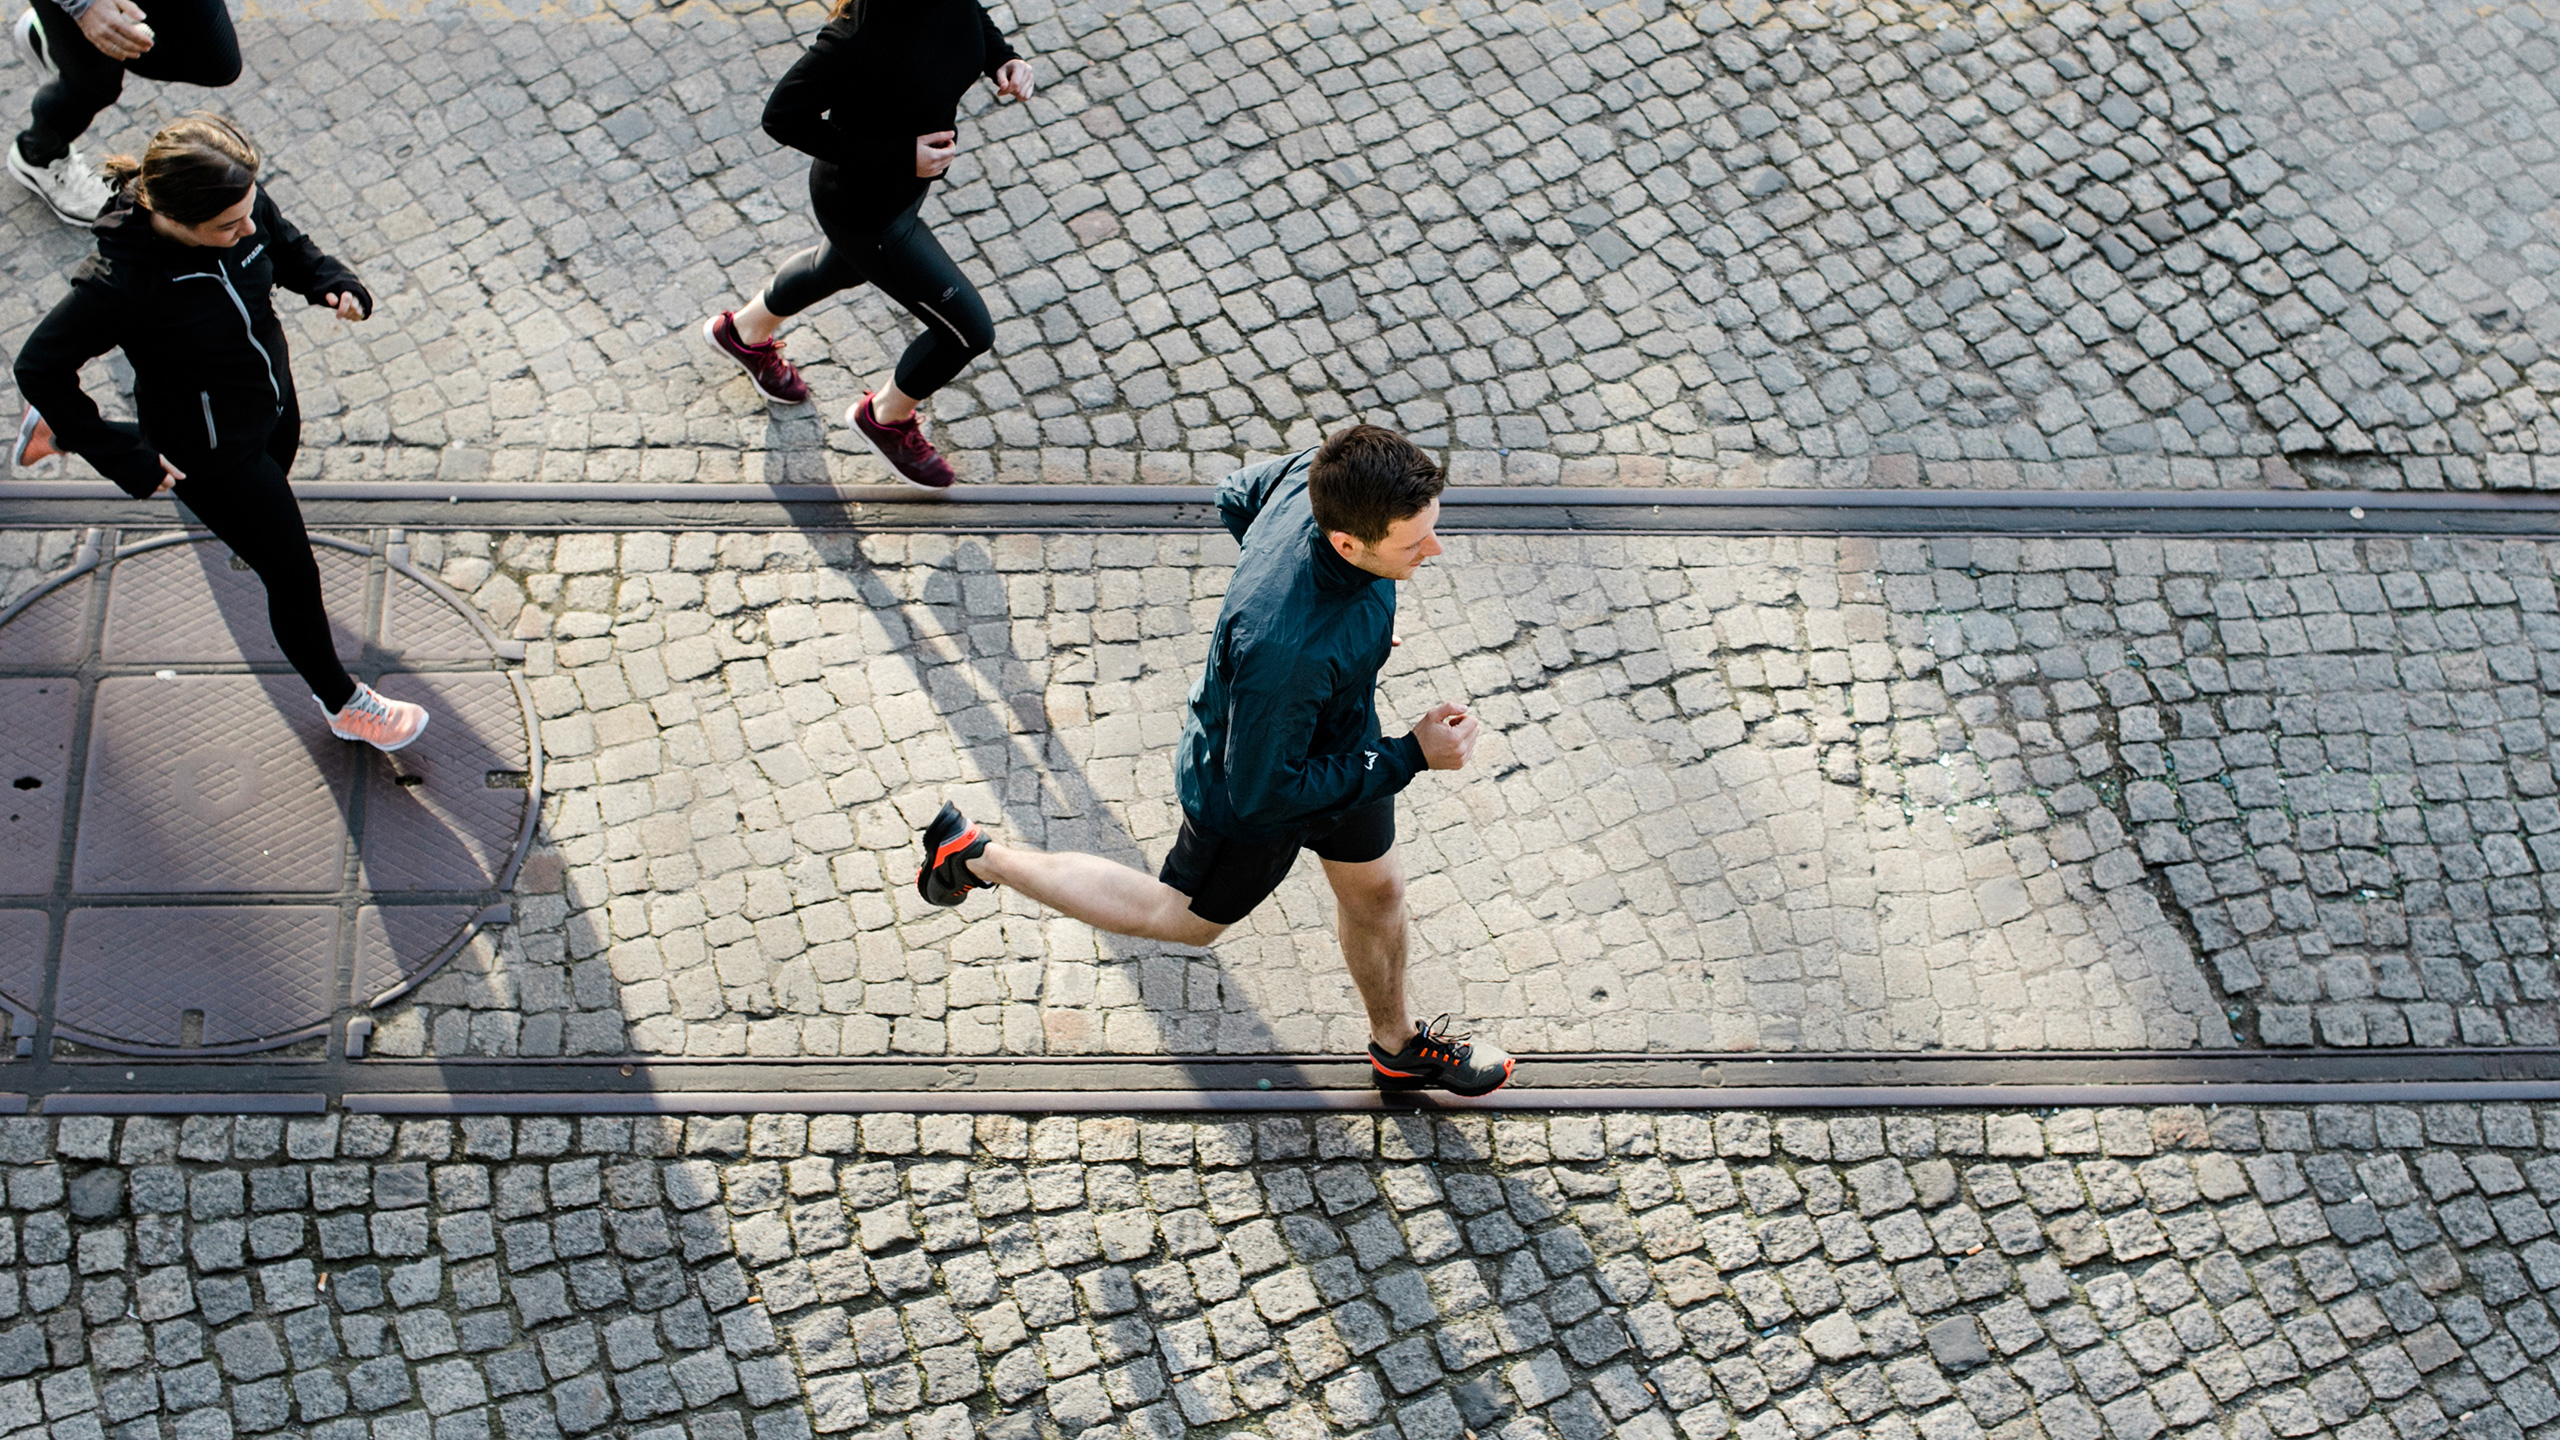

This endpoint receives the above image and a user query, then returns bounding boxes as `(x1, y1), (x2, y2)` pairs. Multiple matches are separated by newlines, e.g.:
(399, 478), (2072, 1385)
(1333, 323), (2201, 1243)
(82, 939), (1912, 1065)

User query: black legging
(764, 188), (994, 400)
(108, 399), (354, 712)
(17, 0), (242, 166)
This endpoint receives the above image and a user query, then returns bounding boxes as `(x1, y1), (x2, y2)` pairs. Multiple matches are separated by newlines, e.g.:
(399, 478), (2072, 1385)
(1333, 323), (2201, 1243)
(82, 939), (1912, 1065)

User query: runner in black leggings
(700, 0), (1032, 489)
(11, 116), (431, 752)
(8, 0), (241, 225)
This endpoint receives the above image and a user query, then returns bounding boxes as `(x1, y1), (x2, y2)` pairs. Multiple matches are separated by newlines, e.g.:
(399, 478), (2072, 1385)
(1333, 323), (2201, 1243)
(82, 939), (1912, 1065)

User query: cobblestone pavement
(17, 518), (2553, 1059)
(7, 0), (2560, 490)
(21, 1103), (2560, 1440)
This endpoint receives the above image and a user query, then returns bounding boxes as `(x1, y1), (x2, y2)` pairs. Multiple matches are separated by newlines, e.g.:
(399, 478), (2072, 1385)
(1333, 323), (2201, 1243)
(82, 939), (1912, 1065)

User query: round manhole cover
(0, 531), (540, 1055)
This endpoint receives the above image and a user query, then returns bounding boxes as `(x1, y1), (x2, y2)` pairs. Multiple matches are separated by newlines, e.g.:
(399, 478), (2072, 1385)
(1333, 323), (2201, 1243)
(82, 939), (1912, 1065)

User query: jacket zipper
(200, 392), (218, 448)
(172, 260), (282, 405)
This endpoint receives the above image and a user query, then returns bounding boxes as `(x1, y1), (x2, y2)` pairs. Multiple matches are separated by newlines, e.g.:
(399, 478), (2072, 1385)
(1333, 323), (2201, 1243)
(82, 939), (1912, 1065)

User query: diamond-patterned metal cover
(74, 675), (353, 894)
(0, 908), (43, 1032)
(0, 680), (75, 896)
(361, 672), (532, 892)
(100, 541), (366, 664)
(0, 575), (91, 664)
(57, 905), (338, 1049)
(379, 569), (497, 661)
(352, 903), (491, 1006)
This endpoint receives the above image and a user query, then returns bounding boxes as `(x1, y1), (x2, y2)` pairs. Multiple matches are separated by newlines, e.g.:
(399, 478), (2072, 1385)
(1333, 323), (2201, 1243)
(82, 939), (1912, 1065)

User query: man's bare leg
(967, 842), (1226, 947)
(1323, 848), (1414, 1053)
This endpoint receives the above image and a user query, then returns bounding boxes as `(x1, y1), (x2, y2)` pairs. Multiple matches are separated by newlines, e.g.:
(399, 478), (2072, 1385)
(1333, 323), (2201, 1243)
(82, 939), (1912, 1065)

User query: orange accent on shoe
(1369, 1056), (1420, 1078)
(932, 825), (981, 868)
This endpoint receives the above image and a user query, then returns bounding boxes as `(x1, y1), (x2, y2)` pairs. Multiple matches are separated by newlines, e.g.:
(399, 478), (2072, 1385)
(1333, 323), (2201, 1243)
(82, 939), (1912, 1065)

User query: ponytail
(101, 114), (260, 224)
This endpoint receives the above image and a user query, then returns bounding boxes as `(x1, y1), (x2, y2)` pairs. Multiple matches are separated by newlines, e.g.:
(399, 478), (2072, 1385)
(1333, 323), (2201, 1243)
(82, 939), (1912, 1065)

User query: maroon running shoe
(700, 311), (809, 404)
(851, 394), (958, 489)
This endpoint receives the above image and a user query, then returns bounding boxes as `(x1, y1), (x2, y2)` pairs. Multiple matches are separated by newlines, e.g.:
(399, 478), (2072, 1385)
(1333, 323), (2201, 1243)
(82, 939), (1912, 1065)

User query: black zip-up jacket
(761, 0), (1019, 232)
(1174, 450), (1430, 842)
(12, 189), (369, 497)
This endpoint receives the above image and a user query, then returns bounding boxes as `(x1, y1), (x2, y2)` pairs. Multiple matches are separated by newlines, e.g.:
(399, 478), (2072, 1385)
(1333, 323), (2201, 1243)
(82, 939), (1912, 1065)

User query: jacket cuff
(102, 454), (164, 498)
(44, 0), (92, 19)
(1392, 732), (1427, 778)
(320, 280), (372, 319)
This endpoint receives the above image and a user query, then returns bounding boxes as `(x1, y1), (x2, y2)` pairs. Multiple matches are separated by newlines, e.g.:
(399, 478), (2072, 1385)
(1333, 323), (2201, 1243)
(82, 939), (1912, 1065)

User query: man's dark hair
(1309, 425), (1444, 545)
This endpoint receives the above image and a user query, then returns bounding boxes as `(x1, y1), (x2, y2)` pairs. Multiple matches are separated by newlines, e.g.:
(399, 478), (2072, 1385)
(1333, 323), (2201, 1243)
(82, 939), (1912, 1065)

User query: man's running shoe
(13, 9), (53, 79)
(915, 801), (990, 906)
(7, 139), (109, 226)
(11, 407), (56, 469)
(324, 682), (430, 752)
(1370, 1014), (1515, 1097)
(851, 393), (957, 489)
(700, 310), (808, 404)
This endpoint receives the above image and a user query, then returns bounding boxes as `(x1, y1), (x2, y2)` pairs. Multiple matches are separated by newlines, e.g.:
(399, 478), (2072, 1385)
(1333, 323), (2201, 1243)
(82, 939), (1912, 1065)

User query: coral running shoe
(851, 393), (957, 489)
(700, 310), (808, 404)
(915, 801), (990, 906)
(1370, 1014), (1516, 1097)
(11, 407), (56, 469)
(325, 682), (431, 753)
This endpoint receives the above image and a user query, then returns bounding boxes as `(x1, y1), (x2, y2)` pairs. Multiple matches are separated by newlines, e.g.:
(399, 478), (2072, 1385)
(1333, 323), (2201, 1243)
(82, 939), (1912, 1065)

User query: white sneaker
(12, 8), (53, 80)
(323, 683), (431, 752)
(7, 139), (110, 226)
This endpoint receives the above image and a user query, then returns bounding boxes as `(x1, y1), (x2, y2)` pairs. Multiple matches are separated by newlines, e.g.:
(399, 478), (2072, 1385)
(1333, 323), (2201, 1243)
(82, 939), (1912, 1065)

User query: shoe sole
(11, 409), (50, 469)
(6, 151), (98, 227)
(699, 316), (808, 406)
(13, 11), (52, 81)
(851, 400), (956, 490)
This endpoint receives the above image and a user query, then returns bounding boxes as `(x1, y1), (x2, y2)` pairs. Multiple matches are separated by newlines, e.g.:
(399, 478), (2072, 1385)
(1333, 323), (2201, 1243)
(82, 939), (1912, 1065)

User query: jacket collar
(1310, 529), (1378, 594)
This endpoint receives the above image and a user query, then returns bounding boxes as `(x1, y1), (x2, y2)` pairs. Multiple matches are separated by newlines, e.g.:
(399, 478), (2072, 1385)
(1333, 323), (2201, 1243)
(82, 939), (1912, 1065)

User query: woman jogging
(700, 0), (1032, 489)
(9, 0), (243, 225)
(11, 115), (430, 752)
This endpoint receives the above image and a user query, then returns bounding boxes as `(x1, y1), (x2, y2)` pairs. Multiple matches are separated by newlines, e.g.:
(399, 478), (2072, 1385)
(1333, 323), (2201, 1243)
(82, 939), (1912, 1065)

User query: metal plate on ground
(0, 575), (90, 664)
(56, 906), (339, 1050)
(98, 541), (366, 664)
(352, 904), (492, 1007)
(379, 569), (499, 661)
(0, 680), (76, 895)
(359, 673), (532, 892)
(0, 533), (534, 1058)
(74, 674), (352, 895)
(0, 908), (44, 1038)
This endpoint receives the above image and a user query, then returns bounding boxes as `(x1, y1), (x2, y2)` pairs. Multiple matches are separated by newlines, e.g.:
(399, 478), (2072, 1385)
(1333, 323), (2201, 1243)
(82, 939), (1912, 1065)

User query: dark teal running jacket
(1173, 449), (1430, 842)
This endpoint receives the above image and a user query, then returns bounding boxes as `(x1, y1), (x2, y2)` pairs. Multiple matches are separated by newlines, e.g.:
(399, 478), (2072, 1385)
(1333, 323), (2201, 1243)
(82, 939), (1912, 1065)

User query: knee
(957, 317), (994, 360)
(1337, 872), (1406, 919)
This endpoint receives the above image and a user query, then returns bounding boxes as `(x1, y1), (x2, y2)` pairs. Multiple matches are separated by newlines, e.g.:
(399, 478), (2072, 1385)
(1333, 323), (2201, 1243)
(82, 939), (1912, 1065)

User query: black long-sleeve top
(761, 0), (1019, 232)
(13, 190), (369, 495)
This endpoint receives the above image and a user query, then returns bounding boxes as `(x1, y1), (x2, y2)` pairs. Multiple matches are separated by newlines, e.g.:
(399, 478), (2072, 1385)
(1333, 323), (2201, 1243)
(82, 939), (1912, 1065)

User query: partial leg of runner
(11, 0), (240, 222)
(170, 448), (355, 713)
(1322, 850), (1413, 1053)
(168, 435), (427, 751)
(968, 845), (1224, 947)
(719, 201), (994, 487)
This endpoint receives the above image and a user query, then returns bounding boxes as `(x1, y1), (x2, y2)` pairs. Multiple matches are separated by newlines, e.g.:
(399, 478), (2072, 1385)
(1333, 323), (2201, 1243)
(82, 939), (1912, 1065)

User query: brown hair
(829, 0), (868, 25)
(1309, 425), (1446, 544)
(102, 114), (259, 225)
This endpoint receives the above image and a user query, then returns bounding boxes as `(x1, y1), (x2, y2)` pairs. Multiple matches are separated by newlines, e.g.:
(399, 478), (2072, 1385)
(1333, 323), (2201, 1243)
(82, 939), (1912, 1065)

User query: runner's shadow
(817, 536), (1307, 1083)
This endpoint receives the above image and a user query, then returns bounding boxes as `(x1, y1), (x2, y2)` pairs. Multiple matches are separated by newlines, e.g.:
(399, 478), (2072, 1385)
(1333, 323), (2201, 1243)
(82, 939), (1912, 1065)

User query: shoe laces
(1412, 1013), (1471, 1063)
(339, 686), (397, 724)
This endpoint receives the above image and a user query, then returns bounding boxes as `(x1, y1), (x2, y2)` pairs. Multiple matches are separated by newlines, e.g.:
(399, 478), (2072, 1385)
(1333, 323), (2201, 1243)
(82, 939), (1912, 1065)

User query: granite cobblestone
(19, 1105), (2560, 1440)
(3, 0), (2558, 490)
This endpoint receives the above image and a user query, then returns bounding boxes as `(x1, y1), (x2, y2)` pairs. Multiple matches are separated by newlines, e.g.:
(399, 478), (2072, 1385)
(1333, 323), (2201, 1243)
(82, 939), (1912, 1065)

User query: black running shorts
(1159, 800), (1396, 926)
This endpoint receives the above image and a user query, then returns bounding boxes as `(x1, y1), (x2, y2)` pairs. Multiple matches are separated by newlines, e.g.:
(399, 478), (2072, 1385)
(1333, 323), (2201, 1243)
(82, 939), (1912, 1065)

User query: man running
(912, 424), (1513, 1096)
